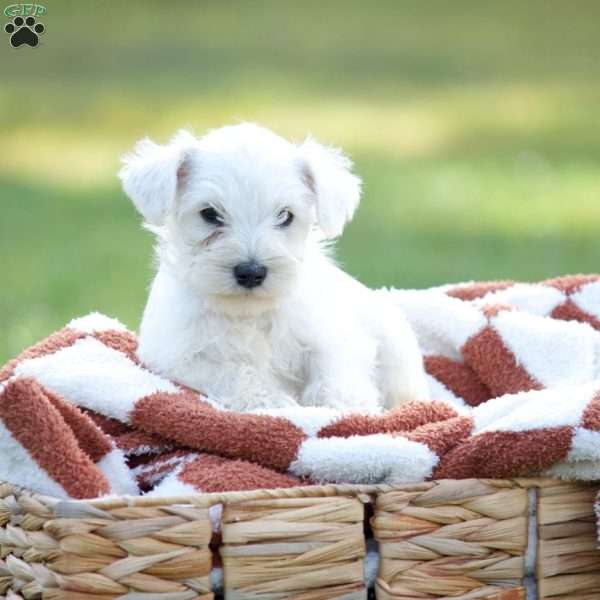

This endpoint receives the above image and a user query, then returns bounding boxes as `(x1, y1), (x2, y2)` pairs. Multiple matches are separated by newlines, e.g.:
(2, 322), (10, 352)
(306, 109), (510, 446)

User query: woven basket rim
(0, 476), (572, 510)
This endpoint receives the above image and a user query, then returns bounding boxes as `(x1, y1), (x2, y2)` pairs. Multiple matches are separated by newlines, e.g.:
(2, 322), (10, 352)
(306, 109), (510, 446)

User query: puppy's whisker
(262, 252), (302, 265)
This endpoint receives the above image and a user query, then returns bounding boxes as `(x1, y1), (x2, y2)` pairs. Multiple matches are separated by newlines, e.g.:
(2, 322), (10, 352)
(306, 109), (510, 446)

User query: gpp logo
(4, 4), (46, 47)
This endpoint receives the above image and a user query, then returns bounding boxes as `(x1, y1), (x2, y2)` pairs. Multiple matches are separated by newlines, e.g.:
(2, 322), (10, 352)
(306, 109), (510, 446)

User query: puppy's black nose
(234, 261), (268, 289)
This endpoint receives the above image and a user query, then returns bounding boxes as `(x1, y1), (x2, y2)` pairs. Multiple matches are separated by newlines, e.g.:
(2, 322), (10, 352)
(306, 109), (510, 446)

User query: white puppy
(120, 123), (427, 413)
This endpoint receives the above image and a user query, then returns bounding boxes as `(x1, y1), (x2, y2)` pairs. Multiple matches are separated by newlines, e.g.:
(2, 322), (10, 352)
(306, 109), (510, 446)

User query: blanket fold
(2, 274), (600, 501)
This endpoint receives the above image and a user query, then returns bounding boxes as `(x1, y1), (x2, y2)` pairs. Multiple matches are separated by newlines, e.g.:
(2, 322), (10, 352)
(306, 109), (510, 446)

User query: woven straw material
(537, 481), (600, 600)
(1, 479), (600, 599)
(221, 496), (367, 599)
(0, 483), (213, 599)
(372, 480), (530, 600)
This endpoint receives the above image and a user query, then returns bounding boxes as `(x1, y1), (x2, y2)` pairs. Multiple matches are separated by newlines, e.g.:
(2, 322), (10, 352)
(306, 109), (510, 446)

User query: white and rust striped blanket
(1, 274), (600, 504)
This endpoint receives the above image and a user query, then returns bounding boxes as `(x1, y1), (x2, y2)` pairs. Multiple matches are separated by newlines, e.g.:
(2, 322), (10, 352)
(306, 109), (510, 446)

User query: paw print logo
(4, 15), (45, 47)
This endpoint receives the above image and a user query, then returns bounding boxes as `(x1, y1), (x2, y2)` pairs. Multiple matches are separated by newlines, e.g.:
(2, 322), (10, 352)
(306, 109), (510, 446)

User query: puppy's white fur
(120, 123), (427, 412)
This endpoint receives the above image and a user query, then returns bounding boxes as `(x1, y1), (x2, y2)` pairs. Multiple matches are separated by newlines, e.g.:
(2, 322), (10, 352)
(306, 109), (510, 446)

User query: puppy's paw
(209, 364), (300, 412)
(240, 393), (297, 412)
(384, 370), (430, 407)
(301, 378), (381, 413)
(227, 387), (299, 412)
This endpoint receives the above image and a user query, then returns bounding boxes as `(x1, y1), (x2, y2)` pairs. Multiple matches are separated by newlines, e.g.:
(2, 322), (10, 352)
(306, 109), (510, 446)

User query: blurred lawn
(1, 0), (600, 362)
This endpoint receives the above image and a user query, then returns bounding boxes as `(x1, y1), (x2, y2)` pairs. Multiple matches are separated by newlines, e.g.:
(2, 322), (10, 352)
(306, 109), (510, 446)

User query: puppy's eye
(200, 207), (224, 226)
(277, 209), (294, 227)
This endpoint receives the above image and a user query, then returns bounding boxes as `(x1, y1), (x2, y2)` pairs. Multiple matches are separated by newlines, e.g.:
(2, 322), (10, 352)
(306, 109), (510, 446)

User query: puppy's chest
(193, 314), (305, 375)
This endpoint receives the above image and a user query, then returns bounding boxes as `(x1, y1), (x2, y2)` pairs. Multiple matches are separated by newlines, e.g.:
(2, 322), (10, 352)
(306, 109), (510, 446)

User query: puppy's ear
(119, 130), (197, 226)
(298, 137), (361, 238)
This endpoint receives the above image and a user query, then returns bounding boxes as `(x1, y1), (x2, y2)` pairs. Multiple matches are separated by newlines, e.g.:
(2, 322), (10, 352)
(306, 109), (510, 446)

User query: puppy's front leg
(173, 358), (297, 412)
(225, 364), (298, 411)
(301, 338), (381, 413)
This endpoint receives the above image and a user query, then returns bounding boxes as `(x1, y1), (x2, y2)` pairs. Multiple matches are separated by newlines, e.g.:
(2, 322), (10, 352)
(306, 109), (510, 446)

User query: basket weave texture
(0, 479), (598, 599)
(537, 481), (600, 600)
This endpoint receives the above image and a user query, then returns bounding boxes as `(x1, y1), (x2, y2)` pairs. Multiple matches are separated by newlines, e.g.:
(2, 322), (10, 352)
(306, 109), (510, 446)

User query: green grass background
(1, 0), (600, 362)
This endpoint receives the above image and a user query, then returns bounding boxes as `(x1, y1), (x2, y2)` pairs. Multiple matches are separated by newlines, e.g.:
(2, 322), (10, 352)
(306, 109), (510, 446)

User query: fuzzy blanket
(2, 274), (600, 502)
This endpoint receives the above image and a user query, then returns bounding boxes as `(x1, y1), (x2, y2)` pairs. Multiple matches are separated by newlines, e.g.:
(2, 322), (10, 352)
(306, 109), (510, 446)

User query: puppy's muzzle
(233, 261), (268, 289)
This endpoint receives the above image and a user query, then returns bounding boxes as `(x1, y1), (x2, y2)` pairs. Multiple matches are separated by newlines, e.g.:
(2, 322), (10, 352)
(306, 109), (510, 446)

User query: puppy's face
(120, 124), (361, 315)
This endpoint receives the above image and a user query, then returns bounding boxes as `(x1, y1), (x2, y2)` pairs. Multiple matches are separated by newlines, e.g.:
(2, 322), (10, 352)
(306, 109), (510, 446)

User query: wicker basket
(0, 479), (598, 599)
